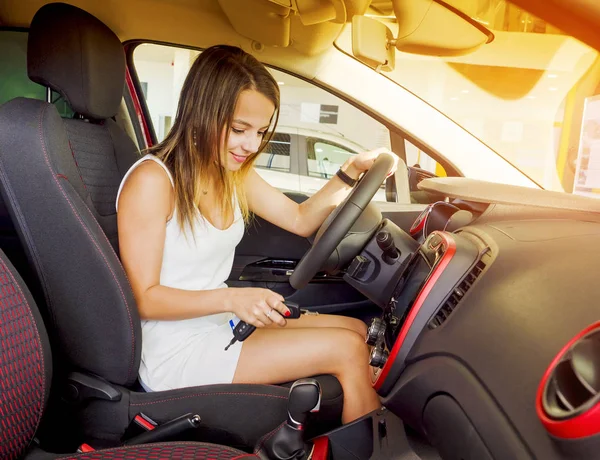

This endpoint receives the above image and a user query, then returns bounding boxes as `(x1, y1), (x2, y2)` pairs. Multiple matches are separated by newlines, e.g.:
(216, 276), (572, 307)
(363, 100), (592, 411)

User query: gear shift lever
(287, 379), (321, 430)
(256, 379), (322, 460)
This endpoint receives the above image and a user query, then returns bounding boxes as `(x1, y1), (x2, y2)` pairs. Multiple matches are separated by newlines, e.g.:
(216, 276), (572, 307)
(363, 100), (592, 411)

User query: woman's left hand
(342, 147), (399, 181)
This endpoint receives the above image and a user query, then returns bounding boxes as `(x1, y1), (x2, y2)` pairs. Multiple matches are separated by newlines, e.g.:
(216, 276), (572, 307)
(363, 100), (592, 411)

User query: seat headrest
(27, 2), (125, 120)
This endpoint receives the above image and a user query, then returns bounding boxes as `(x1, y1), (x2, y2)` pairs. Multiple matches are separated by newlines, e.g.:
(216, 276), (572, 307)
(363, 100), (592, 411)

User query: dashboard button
(370, 347), (389, 368)
(348, 255), (370, 279)
(428, 234), (443, 249)
(366, 317), (386, 346)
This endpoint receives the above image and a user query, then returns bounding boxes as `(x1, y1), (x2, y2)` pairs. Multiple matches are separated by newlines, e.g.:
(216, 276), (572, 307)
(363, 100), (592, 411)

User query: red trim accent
(409, 207), (429, 235)
(135, 414), (156, 431)
(374, 232), (457, 391)
(125, 67), (153, 148)
(78, 443), (95, 453)
(536, 321), (600, 439)
(311, 436), (330, 460)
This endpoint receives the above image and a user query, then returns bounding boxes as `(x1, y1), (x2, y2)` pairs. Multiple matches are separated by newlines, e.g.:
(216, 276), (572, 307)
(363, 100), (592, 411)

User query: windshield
(367, 0), (599, 193)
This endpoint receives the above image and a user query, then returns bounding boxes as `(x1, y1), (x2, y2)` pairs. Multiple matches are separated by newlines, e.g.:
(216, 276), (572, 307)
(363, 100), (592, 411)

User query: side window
(254, 133), (291, 172)
(132, 44), (394, 200)
(0, 30), (45, 105)
(307, 139), (355, 178)
(404, 139), (446, 177)
(0, 29), (73, 116)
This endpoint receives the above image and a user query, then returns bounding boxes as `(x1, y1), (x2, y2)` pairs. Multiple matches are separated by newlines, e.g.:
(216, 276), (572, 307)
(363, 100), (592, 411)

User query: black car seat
(0, 246), (261, 460)
(0, 0), (342, 450)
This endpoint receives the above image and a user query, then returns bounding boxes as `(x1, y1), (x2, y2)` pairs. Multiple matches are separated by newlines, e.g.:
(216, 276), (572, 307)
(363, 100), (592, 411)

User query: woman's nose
(242, 134), (261, 153)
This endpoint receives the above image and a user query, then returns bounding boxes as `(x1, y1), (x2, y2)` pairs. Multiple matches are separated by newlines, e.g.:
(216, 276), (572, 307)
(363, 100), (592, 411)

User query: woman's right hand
(226, 288), (290, 328)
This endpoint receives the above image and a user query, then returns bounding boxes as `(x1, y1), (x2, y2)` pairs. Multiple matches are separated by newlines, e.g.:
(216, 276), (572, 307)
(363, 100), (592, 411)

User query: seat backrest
(0, 2), (142, 386)
(27, 2), (141, 251)
(0, 249), (51, 460)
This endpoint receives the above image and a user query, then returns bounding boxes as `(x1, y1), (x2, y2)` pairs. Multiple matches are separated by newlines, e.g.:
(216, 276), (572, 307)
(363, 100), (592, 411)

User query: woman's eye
(258, 131), (266, 137)
(232, 128), (244, 134)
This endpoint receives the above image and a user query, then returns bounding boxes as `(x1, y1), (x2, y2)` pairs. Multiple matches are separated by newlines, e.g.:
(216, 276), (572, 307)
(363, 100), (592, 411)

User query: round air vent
(537, 321), (600, 440)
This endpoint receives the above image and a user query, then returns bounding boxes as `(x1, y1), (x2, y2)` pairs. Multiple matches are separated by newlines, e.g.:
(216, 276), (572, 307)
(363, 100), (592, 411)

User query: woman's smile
(230, 151), (248, 164)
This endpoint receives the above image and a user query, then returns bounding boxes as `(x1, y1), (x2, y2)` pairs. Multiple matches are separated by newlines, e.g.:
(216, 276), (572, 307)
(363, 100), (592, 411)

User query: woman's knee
(331, 328), (370, 369)
(330, 315), (367, 338)
(347, 317), (367, 338)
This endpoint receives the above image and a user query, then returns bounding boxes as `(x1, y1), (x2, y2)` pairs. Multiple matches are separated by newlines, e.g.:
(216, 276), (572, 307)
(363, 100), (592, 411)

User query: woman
(117, 45), (397, 424)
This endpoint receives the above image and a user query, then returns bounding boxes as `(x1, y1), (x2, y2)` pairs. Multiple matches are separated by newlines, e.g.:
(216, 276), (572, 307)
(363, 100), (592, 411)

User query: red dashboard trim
(409, 207), (429, 235)
(536, 320), (600, 439)
(374, 232), (457, 391)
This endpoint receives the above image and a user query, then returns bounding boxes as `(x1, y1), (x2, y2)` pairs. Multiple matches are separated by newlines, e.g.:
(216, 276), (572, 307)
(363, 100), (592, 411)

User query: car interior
(3, 0), (600, 459)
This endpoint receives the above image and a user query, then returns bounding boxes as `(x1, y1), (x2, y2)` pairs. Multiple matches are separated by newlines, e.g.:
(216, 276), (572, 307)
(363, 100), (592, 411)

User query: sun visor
(217, 0), (370, 55)
(391, 0), (494, 56)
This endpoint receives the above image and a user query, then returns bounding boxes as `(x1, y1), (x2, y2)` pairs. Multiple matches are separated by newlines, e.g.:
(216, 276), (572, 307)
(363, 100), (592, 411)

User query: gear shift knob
(287, 379), (321, 430)
(255, 379), (322, 460)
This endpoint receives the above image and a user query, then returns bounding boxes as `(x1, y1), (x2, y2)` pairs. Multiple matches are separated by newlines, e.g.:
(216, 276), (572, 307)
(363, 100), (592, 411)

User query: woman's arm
(117, 161), (288, 326)
(246, 148), (396, 237)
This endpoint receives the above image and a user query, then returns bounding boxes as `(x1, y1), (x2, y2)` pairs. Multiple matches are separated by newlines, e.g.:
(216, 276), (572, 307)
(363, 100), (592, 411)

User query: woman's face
(223, 89), (275, 172)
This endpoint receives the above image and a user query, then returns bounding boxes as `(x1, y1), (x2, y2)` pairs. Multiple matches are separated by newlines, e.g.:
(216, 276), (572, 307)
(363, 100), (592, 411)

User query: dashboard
(342, 179), (600, 459)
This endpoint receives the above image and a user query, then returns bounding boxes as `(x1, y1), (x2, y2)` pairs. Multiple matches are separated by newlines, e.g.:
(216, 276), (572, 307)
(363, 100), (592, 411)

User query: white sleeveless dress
(116, 154), (245, 391)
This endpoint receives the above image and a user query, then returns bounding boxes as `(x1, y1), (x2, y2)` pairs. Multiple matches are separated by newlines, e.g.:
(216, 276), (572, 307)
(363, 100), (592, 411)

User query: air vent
(543, 331), (600, 420)
(537, 324), (600, 451)
(429, 259), (486, 329)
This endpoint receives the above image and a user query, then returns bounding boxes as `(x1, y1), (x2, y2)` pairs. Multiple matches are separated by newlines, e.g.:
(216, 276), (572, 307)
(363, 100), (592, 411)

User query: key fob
(233, 301), (302, 344)
(233, 321), (256, 342)
(285, 302), (301, 319)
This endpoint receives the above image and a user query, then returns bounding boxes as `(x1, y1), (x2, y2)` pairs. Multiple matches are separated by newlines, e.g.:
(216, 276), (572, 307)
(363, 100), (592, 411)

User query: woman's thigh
(271, 313), (367, 338)
(232, 326), (368, 385)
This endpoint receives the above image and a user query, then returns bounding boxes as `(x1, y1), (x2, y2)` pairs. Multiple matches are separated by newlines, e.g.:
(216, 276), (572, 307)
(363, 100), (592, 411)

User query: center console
(371, 231), (480, 395)
(307, 212), (489, 458)
(343, 211), (484, 397)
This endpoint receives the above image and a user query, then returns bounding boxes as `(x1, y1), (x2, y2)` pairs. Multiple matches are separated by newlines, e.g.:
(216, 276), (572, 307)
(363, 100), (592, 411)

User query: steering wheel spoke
(290, 154), (396, 289)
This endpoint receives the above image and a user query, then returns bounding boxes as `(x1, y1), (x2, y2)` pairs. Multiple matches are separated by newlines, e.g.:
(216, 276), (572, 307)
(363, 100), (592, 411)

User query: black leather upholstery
(28, 2), (125, 120)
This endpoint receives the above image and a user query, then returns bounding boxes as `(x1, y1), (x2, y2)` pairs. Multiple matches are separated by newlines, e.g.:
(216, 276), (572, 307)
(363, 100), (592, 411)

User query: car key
(225, 302), (302, 351)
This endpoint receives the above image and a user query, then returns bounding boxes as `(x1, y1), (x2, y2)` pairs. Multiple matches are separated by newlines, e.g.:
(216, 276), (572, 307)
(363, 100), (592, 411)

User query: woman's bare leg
(232, 326), (381, 424)
(273, 313), (367, 338)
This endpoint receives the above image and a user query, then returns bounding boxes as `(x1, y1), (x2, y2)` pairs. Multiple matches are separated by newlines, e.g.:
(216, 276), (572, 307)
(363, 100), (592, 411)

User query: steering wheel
(290, 153), (395, 289)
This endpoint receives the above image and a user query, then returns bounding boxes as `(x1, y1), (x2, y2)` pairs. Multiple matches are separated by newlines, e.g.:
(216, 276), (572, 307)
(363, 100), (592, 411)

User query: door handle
(239, 259), (297, 282)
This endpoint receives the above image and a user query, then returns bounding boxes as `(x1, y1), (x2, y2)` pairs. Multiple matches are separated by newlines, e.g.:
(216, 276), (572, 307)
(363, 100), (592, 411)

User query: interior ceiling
(1, 0), (600, 55)
(509, 0), (600, 53)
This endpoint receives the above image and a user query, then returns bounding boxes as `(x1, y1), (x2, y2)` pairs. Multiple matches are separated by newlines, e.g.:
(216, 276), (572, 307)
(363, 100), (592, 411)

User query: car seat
(0, 1), (342, 450)
(0, 246), (267, 460)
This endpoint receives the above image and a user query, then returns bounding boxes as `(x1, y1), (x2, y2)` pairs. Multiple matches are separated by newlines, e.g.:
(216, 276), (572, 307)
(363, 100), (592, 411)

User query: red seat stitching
(130, 392), (288, 406)
(0, 258), (47, 443)
(38, 105), (136, 382)
(54, 441), (243, 459)
(254, 421), (285, 452)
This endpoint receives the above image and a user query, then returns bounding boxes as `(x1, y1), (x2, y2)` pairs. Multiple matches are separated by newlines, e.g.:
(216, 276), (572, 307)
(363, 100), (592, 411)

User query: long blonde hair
(149, 45), (280, 231)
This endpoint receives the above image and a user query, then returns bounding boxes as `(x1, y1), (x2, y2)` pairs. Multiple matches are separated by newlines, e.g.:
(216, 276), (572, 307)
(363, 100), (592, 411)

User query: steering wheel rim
(290, 153), (395, 289)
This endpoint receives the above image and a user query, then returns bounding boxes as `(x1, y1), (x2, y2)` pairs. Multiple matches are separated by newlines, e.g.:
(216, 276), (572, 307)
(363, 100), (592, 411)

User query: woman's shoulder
(117, 158), (174, 214)
(127, 160), (172, 191)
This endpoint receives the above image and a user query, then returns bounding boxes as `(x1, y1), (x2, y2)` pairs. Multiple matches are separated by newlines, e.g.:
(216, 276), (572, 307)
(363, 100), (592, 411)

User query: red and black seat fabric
(0, 1), (342, 451)
(0, 247), (258, 460)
